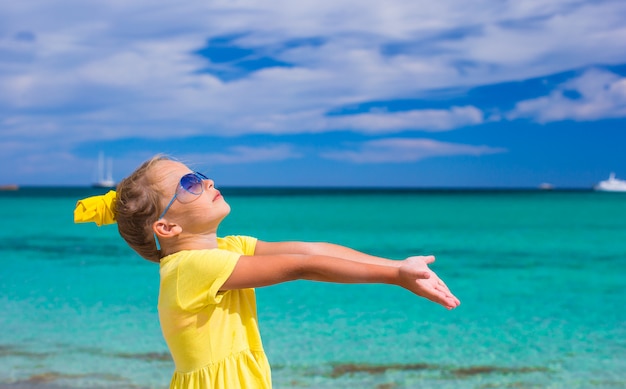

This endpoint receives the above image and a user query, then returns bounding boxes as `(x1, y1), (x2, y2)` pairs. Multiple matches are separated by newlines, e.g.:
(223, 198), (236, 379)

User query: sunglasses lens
(180, 173), (203, 194)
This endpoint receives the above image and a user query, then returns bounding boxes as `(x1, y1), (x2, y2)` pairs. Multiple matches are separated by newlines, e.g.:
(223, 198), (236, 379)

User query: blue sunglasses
(155, 171), (210, 250)
(158, 171), (210, 220)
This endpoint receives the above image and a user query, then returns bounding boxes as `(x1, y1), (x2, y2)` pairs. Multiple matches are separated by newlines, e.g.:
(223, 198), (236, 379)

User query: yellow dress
(158, 235), (272, 389)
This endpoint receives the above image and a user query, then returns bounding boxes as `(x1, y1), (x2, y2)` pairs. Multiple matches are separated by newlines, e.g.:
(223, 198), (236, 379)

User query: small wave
(115, 351), (172, 362)
(0, 345), (49, 359)
(329, 362), (550, 379)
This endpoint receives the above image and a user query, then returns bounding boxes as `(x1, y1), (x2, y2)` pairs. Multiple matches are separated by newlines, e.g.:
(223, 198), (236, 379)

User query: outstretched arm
(254, 240), (460, 309)
(254, 241), (402, 267)
(221, 253), (460, 309)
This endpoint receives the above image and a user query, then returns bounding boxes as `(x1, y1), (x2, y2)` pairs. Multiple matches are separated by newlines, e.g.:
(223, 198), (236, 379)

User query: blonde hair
(115, 155), (170, 263)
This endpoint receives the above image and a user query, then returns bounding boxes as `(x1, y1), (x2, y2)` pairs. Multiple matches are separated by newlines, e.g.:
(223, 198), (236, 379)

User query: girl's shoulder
(217, 235), (257, 255)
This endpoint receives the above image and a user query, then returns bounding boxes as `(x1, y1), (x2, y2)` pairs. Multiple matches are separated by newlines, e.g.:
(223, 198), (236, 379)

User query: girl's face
(155, 160), (230, 233)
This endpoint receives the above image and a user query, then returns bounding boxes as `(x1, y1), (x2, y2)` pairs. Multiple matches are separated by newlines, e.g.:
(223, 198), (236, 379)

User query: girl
(74, 155), (460, 389)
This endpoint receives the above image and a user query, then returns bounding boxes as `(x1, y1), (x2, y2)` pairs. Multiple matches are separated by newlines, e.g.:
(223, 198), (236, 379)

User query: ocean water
(0, 188), (625, 389)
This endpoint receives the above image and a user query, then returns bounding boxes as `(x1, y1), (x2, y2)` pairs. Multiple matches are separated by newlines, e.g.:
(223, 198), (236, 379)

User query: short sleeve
(218, 235), (258, 255)
(175, 249), (240, 311)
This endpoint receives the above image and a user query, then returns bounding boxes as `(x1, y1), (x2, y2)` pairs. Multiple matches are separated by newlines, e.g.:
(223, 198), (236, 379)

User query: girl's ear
(153, 219), (183, 241)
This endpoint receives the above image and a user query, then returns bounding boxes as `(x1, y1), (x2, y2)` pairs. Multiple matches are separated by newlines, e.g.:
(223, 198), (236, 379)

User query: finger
(437, 294), (460, 309)
(422, 255), (435, 264)
(433, 276), (455, 295)
(436, 280), (452, 294)
(427, 288), (460, 309)
(428, 277), (448, 293)
(428, 292), (457, 309)
(438, 281), (460, 305)
(438, 289), (460, 308)
(412, 279), (459, 309)
(416, 283), (450, 304)
(435, 284), (459, 304)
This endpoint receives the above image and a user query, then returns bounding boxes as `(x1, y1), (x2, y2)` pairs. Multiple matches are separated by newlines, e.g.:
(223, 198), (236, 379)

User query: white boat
(93, 152), (116, 188)
(594, 172), (626, 192)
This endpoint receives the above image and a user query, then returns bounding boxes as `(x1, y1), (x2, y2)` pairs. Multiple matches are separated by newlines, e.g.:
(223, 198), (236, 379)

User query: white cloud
(509, 69), (626, 122)
(326, 106), (483, 133)
(0, 0), (625, 183)
(2, 0), (626, 140)
(322, 138), (506, 163)
(183, 144), (303, 165)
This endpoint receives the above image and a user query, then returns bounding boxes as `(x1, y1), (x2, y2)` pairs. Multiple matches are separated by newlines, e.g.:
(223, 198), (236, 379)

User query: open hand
(398, 256), (460, 310)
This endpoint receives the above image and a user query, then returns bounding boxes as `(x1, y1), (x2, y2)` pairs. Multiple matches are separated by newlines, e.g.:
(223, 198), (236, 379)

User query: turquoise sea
(0, 188), (625, 389)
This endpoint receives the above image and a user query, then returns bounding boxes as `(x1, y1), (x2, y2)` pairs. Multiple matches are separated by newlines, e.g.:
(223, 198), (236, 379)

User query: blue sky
(1, 0), (625, 188)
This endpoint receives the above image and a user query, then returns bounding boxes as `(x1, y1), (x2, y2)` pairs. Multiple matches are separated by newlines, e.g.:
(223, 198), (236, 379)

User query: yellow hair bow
(74, 190), (117, 226)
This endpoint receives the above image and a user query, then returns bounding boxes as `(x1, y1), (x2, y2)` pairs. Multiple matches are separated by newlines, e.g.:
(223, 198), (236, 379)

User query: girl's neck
(162, 232), (219, 255)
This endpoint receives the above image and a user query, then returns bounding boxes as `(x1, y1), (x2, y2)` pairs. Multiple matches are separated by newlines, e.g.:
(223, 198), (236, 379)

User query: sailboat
(93, 152), (116, 188)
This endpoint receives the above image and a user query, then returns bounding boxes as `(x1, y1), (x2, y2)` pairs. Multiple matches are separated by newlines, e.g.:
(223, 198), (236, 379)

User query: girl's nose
(205, 178), (214, 189)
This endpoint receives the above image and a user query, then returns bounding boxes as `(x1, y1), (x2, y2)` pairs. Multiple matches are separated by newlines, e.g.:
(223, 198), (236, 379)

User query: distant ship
(93, 152), (116, 188)
(594, 172), (626, 192)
